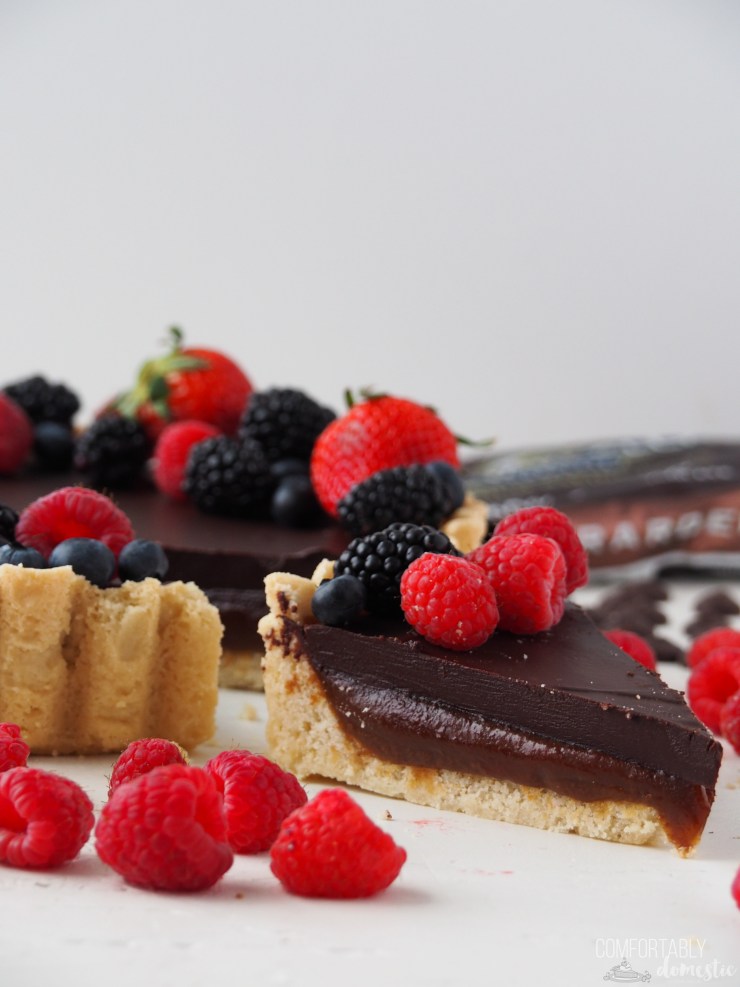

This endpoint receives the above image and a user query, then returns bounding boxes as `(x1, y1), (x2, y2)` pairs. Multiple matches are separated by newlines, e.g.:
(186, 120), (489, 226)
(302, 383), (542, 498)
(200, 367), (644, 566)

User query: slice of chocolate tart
(259, 572), (722, 854)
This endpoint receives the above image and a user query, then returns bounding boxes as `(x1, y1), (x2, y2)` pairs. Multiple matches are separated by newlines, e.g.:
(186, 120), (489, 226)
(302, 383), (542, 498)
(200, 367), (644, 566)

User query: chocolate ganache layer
(0, 473), (349, 652)
(294, 604), (722, 850)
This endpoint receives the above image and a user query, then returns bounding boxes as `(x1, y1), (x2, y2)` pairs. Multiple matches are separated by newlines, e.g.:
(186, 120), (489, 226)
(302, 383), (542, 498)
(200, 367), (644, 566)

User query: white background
(2, 1), (739, 448)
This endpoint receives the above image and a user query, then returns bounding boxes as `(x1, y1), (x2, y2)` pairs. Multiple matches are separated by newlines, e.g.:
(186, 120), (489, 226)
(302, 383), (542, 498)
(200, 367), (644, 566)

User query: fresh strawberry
(0, 393), (33, 475)
(111, 327), (253, 440)
(15, 486), (135, 559)
(310, 394), (459, 517)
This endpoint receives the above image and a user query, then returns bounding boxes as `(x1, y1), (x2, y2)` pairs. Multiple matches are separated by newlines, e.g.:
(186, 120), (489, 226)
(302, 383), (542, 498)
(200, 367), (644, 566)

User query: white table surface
(2, 582), (739, 987)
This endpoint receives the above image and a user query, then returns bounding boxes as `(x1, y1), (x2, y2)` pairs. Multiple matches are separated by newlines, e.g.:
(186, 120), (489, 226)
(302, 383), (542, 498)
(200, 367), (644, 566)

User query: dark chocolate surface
(206, 587), (266, 651)
(293, 604), (722, 846)
(0, 473), (349, 591)
(302, 605), (720, 786)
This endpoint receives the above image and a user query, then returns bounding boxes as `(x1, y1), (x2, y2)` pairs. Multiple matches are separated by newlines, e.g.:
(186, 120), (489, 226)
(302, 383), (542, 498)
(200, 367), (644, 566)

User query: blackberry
(334, 522), (460, 614)
(425, 460), (465, 514)
(184, 435), (273, 516)
(4, 375), (80, 425)
(337, 464), (452, 537)
(75, 415), (152, 489)
(239, 388), (335, 463)
(0, 504), (19, 543)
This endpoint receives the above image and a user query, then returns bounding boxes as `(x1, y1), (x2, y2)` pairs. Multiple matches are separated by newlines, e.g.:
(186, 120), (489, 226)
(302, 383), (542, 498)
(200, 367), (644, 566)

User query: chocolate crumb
(695, 590), (740, 617)
(647, 634), (685, 665)
(684, 615), (730, 639)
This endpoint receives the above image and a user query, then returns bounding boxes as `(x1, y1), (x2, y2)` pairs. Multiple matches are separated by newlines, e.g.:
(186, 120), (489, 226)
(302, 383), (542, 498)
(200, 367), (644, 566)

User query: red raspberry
(0, 393), (33, 475)
(0, 767), (94, 869)
(687, 647), (740, 735)
(311, 395), (459, 517)
(0, 723), (30, 773)
(494, 506), (588, 593)
(15, 486), (135, 559)
(204, 750), (307, 853)
(719, 690), (740, 754)
(270, 788), (406, 898)
(603, 629), (657, 671)
(732, 866), (740, 910)
(95, 763), (233, 892)
(108, 738), (189, 797)
(468, 532), (567, 634)
(151, 420), (220, 501)
(400, 553), (499, 650)
(686, 627), (740, 669)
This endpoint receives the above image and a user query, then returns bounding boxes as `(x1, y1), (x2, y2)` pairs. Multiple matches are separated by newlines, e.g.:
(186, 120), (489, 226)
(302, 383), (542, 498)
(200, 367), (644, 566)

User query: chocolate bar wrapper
(461, 439), (740, 579)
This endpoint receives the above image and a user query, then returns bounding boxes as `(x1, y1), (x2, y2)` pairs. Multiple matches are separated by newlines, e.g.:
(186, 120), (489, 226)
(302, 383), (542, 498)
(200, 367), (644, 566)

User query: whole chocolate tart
(259, 572), (723, 854)
(0, 473), (349, 689)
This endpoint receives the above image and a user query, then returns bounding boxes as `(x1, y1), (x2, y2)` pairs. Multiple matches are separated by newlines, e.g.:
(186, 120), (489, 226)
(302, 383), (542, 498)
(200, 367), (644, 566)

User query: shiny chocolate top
(301, 604), (721, 788)
(0, 472), (349, 589)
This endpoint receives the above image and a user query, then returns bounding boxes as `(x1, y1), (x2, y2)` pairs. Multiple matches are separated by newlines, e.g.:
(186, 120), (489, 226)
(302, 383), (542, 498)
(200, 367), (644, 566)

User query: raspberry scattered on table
(0, 723), (30, 774)
(204, 750), (307, 853)
(95, 764), (233, 892)
(107, 738), (189, 797)
(270, 788), (406, 898)
(687, 647), (740, 735)
(0, 767), (93, 869)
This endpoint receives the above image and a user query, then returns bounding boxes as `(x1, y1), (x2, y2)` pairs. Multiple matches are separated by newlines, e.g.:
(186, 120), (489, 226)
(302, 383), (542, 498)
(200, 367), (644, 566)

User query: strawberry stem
(113, 327), (207, 420)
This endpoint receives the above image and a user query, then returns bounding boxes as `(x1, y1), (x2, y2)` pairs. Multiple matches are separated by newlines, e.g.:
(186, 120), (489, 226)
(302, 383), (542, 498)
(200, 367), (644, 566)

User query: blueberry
(271, 475), (324, 528)
(0, 542), (48, 568)
(49, 537), (116, 587)
(270, 458), (310, 481)
(118, 539), (169, 581)
(33, 421), (75, 471)
(311, 574), (366, 626)
(425, 461), (465, 513)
